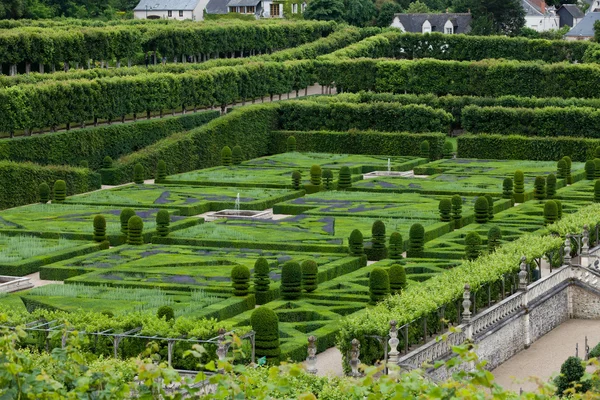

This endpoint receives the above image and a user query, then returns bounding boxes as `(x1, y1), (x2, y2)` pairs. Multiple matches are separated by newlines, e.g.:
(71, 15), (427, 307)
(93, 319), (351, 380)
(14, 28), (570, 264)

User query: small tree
(514, 171), (525, 203)
(79, 160), (89, 168)
(595, 180), (600, 203)
(484, 194), (494, 220)
(487, 226), (502, 253)
(595, 158), (600, 179)
(221, 146), (232, 166)
(310, 165), (322, 186)
(451, 194), (463, 228)
(420, 140), (430, 160)
(323, 169), (334, 190)
(554, 356), (590, 396)
(370, 220), (387, 261)
(102, 156), (113, 169)
(502, 178), (513, 200)
(53, 180), (66, 202)
(465, 232), (482, 261)
(443, 141), (453, 159)
(39, 183), (50, 204)
(253, 257), (271, 305)
(156, 210), (170, 237)
(348, 229), (364, 256)
(127, 216), (144, 245)
(337, 166), (352, 189)
(546, 174), (556, 198)
(286, 136), (296, 152)
(281, 261), (302, 300)
(369, 267), (390, 304)
(585, 160), (596, 180)
(544, 200), (558, 225)
(407, 223), (425, 257)
(557, 159), (567, 179)
(439, 198), (452, 222)
(556, 200), (563, 220)
(291, 171), (302, 190)
(474, 196), (489, 224)
(251, 307), (280, 363)
(533, 176), (546, 200)
(301, 260), (318, 292)
(388, 264), (407, 295)
(93, 215), (107, 242)
(134, 163), (144, 184)
(156, 160), (167, 181)
(231, 265), (251, 296)
(388, 232), (403, 260)
(232, 145), (243, 165)
(120, 208), (136, 235)
(157, 306), (174, 322)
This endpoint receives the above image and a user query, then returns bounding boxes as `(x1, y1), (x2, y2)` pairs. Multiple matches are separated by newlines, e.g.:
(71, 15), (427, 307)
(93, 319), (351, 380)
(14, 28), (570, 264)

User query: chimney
(541, 0), (545, 14)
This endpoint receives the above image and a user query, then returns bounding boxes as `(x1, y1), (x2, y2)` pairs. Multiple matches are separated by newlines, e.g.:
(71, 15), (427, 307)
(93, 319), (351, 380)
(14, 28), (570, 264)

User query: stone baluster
(582, 225), (590, 267)
(564, 235), (572, 267)
(462, 284), (473, 341)
(349, 338), (361, 378)
(388, 320), (400, 365)
(216, 328), (227, 373)
(306, 335), (317, 375)
(518, 256), (528, 290)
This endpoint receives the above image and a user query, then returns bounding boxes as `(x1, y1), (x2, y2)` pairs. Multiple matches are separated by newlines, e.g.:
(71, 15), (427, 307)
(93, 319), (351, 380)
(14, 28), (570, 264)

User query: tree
(304, 0), (345, 21)
(377, 2), (402, 27)
(344, 0), (376, 26)
(454, 0), (525, 35)
(406, 0), (430, 13)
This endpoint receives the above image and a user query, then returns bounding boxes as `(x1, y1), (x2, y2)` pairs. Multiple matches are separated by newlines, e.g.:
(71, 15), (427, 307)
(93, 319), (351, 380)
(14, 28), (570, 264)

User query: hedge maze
(3, 24), (600, 369)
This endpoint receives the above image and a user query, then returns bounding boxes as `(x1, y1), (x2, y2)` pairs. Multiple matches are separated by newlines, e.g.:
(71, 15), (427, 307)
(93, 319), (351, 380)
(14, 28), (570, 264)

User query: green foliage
(586, 160), (596, 180)
(281, 261), (302, 300)
(322, 169), (334, 190)
(533, 176), (546, 200)
(406, 0), (429, 13)
(370, 220), (387, 261)
(439, 198), (452, 222)
(155, 210), (170, 237)
(304, 0), (345, 21)
(554, 356), (590, 396)
(286, 136), (296, 152)
(451, 194), (463, 228)
(133, 163), (144, 184)
(79, 160), (89, 168)
(388, 264), (406, 295)
(231, 265), (251, 296)
(157, 305), (174, 322)
(127, 215), (143, 245)
(420, 140), (430, 160)
(595, 181), (600, 203)
(563, 156), (573, 184)
(376, 2), (402, 27)
(556, 200), (563, 220)
(39, 182), (50, 204)
(103, 156), (113, 169)
(388, 232), (403, 260)
(487, 226), (502, 253)
(514, 171), (525, 203)
(557, 159), (567, 179)
(443, 141), (453, 159)
(92, 215), (107, 242)
(337, 166), (352, 190)
(221, 146), (233, 167)
(119, 208), (136, 235)
(232, 146), (243, 166)
(546, 174), (556, 198)
(484, 194), (494, 220)
(465, 232), (482, 261)
(596, 146), (600, 159)
(369, 267), (390, 304)
(407, 223), (425, 257)
(310, 165), (322, 187)
(474, 196), (489, 224)
(348, 229), (364, 256)
(291, 171), (302, 190)
(53, 180), (66, 203)
(502, 178), (513, 200)
(595, 159), (600, 179)
(544, 200), (558, 225)
(253, 257), (271, 305)
(250, 307), (280, 363)
(301, 260), (318, 293)
(156, 160), (167, 181)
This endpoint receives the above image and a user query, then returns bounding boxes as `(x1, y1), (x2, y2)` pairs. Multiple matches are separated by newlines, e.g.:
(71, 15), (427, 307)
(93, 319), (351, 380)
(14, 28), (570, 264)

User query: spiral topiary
(407, 223), (425, 258)
(79, 160), (89, 168)
(301, 260), (318, 293)
(134, 163), (144, 184)
(286, 136), (296, 152)
(388, 264), (407, 295)
(120, 208), (136, 235)
(585, 160), (596, 180)
(451, 194), (462, 228)
(487, 226), (502, 253)
(595, 159), (600, 179)
(514, 171), (525, 203)
(502, 178), (513, 200)
(420, 140), (430, 160)
(156, 210), (170, 237)
(53, 180), (66, 202)
(563, 156), (573, 184)
(39, 183), (50, 204)
(348, 229), (364, 256)
(557, 159), (567, 179)
(544, 200), (558, 225)
(595, 181), (600, 203)
(102, 156), (113, 169)
(369, 267), (390, 304)
(93, 215), (107, 242)
(337, 166), (352, 190)
(439, 198), (452, 222)
(254, 257), (271, 304)
(291, 171), (302, 190)
(157, 306), (174, 322)
(231, 265), (251, 296)
(465, 232), (482, 261)
(127, 216), (144, 245)
(156, 160), (167, 181)
(533, 176), (546, 200)
(310, 165), (322, 186)
(443, 141), (453, 159)
(323, 169), (334, 190)
(388, 232), (403, 260)
(221, 146), (232, 166)
(370, 220), (387, 261)
(232, 145), (243, 165)
(484, 194), (494, 220)
(546, 174), (556, 198)
(281, 261), (302, 300)
(251, 307), (280, 363)
(474, 196), (489, 224)
(556, 199), (563, 220)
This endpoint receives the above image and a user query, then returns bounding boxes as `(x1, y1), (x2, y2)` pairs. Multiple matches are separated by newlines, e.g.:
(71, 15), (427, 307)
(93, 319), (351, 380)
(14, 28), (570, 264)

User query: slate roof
(134, 0), (200, 11)
(205, 0), (229, 13)
(226, 0), (260, 6)
(393, 13), (472, 34)
(565, 11), (600, 36)
(560, 4), (585, 18)
(522, 0), (544, 16)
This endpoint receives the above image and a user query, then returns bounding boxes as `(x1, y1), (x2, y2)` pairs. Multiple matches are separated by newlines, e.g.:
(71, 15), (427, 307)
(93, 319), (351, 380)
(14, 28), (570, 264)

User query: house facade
(565, 0), (600, 40)
(522, 0), (560, 31)
(390, 12), (472, 34)
(225, 0), (305, 17)
(133, 0), (207, 20)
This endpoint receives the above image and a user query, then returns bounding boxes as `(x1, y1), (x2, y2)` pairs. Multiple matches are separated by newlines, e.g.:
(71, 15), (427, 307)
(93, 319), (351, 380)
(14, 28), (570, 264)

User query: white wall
(390, 17), (405, 31)
(261, 0), (283, 17)
(525, 15), (560, 31)
(133, 9), (200, 20)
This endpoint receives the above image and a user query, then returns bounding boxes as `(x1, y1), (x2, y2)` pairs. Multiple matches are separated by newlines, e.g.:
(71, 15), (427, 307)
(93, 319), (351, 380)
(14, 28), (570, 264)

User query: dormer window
(422, 20), (432, 33)
(444, 20), (454, 34)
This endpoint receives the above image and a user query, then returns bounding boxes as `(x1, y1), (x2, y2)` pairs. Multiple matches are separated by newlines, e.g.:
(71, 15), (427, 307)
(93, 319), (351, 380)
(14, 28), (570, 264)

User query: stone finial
(388, 320), (400, 364)
(349, 338), (361, 378)
(306, 335), (317, 375)
(518, 256), (528, 290)
(216, 328), (227, 364)
(564, 235), (572, 266)
(582, 225), (590, 256)
(462, 284), (472, 323)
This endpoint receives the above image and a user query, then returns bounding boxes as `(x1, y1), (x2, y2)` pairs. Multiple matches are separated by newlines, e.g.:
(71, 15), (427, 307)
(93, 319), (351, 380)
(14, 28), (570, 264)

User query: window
(240, 6), (246, 13)
(247, 6), (255, 13)
(270, 3), (280, 16)
(444, 20), (453, 34)
(167, 10), (172, 16)
(292, 3), (298, 13)
(422, 20), (431, 33)
(301, 2), (306, 12)
(179, 10), (183, 16)
(445, 28), (452, 34)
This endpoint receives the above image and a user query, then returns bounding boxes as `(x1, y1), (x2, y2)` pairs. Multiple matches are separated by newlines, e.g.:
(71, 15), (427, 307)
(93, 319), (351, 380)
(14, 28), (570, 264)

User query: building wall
(133, 9), (199, 20)
(261, 0), (284, 17)
(525, 15), (560, 31)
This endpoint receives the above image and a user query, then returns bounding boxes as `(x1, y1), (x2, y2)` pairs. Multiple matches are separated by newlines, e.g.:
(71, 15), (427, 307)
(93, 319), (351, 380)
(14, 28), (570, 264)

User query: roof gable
(392, 13), (472, 34)
(134, 0), (201, 11)
(565, 11), (600, 36)
(559, 4), (584, 18)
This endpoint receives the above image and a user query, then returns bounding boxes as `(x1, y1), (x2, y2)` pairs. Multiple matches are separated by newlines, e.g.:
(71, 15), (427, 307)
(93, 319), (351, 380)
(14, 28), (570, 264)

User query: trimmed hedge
(368, 267), (390, 305)
(253, 257), (271, 305)
(231, 265), (251, 296)
(301, 260), (318, 293)
(251, 307), (281, 363)
(281, 261), (302, 300)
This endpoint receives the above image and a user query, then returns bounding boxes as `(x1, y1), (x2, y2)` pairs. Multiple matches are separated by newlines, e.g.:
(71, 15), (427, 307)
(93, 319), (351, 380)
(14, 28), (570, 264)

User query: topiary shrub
(232, 145), (243, 165)
(134, 163), (144, 184)
(287, 136), (296, 152)
(253, 257), (271, 305)
(370, 220), (387, 261)
(157, 306), (174, 322)
(156, 210), (170, 237)
(310, 165), (322, 186)
(533, 176), (546, 200)
(301, 260), (318, 293)
(79, 160), (89, 168)
(281, 261), (302, 300)
(595, 181), (600, 203)
(484, 195), (494, 220)
(557, 159), (567, 179)
(585, 160), (596, 180)
(563, 156), (573, 184)
(546, 174), (556, 198)
(439, 198), (452, 222)
(407, 223), (425, 257)
(39, 183), (50, 204)
(451, 194), (463, 228)
(502, 178), (513, 200)
(231, 265), (251, 296)
(338, 166), (352, 189)
(595, 158), (600, 179)
(465, 231), (482, 261)
(120, 208), (136, 235)
(554, 356), (590, 396)
(221, 146), (232, 166)
(127, 216), (144, 245)
(589, 341), (600, 359)
(596, 146), (600, 159)
(93, 215), (107, 242)
(544, 200), (558, 225)
(348, 229), (364, 256)
(420, 140), (430, 160)
(53, 180), (66, 202)
(369, 267), (390, 304)
(443, 141), (453, 159)
(291, 171), (302, 190)
(487, 226), (502, 253)
(251, 307), (280, 363)
(388, 232), (403, 260)
(102, 156), (113, 169)
(556, 199), (563, 220)
(156, 160), (167, 181)
(323, 169), (334, 190)
(514, 170), (525, 203)
(388, 264), (407, 295)
(474, 196), (489, 224)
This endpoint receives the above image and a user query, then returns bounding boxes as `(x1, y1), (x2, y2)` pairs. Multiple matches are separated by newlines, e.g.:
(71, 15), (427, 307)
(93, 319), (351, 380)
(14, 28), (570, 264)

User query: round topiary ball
(127, 215), (144, 245)
(388, 264), (407, 295)
(134, 163), (144, 184)
(388, 232), (403, 260)
(286, 136), (296, 152)
(474, 196), (489, 224)
(53, 180), (67, 202)
(369, 267), (390, 304)
(348, 229), (364, 256)
(407, 223), (425, 257)
(39, 183), (50, 204)
(465, 231), (482, 261)
(102, 156), (113, 169)
(310, 165), (322, 186)
(156, 209), (170, 237)
(251, 307), (280, 362)
(231, 265), (251, 296)
(93, 215), (107, 242)
(281, 261), (302, 300)
(79, 160), (89, 168)
(338, 166), (352, 190)
(157, 306), (174, 321)
(439, 198), (452, 222)
(120, 208), (136, 235)
(232, 145), (243, 165)
(301, 259), (318, 293)
(221, 146), (232, 166)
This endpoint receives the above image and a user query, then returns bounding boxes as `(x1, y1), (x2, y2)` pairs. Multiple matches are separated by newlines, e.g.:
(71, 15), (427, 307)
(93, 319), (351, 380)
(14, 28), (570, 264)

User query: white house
(390, 12), (472, 34)
(565, 0), (600, 40)
(522, 0), (560, 31)
(134, 0), (208, 21)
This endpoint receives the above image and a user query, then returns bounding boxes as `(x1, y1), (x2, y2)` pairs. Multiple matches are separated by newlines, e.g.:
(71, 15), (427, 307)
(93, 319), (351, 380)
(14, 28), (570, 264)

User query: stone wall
(475, 313), (527, 371)
(570, 284), (600, 319)
(529, 287), (569, 342)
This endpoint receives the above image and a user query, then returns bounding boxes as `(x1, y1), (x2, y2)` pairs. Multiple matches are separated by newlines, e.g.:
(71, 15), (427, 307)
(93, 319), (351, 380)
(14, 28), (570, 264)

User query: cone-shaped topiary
(514, 171), (525, 203)
(595, 159), (600, 179)
(231, 265), (251, 296)
(221, 146), (232, 166)
(443, 141), (453, 159)
(301, 260), (318, 293)
(134, 163), (144, 184)
(544, 200), (558, 225)
(439, 198), (452, 222)
(487, 226), (502, 253)
(156, 160), (167, 181)
(370, 220), (387, 261)
(563, 156), (573, 184)
(286, 136), (296, 152)
(251, 307), (280, 363)
(102, 156), (113, 169)
(157, 306), (174, 321)
(338, 166), (352, 189)
(533, 176), (546, 200)
(557, 159), (567, 179)
(93, 215), (107, 242)
(484, 194), (494, 220)
(369, 267), (390, 304)
(254, 257), (271, 304)
(474, 196), (489, 224)
(127, 216), (144, 245)
(323, 169), (334, 190)
(310, 165), (322, 186)
(556, 200), (563, 220)
(53, 180), (66, 202)
(585, 160), (596, 180)
(156, 210), (170, 237)
(80, 160), (89, 168)
(120, 208), (136, 235)
(348, 229), (364, 256)
(388, 232), (403, 260)
(502, 178), (513, 200)
(39, 183), (50, 204)
(281, 261), (302, 300)
(420, 140), (430, 160)
(451, 194), (462, 228)
(388, 264), (407, 295)
(407, 223), (425, 257)
(232, 145), (243, 165)
(554, 356), (590, 396)
(291, 171), (302, 190)
(465, 232), (482, 261)
(546, 174), (556, 198)
(595, 181), (600, 203)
